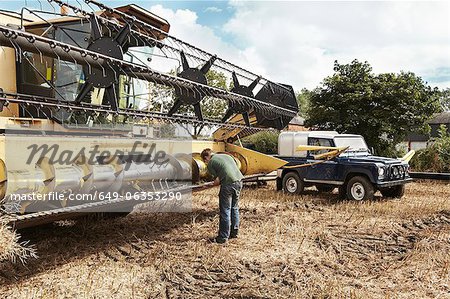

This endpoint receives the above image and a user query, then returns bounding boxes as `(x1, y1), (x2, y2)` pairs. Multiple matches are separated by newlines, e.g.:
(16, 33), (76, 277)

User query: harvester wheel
(282, 172), (304, 195)
(381, 185), (405, 199)
(346, 176), (374, 201)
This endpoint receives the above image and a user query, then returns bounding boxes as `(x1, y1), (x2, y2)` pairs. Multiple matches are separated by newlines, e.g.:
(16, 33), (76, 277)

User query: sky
(2, 0), (450, 91)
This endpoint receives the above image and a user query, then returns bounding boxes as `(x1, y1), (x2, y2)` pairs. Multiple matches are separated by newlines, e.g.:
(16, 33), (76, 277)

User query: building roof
(429, 112), (450, 125)
(289, 116), (305, 126)
(406, 113), (450, 142)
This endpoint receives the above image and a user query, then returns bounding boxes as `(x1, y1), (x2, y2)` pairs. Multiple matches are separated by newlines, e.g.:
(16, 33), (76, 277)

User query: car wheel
(381, 185), (405, 198)
(282, 172), (305, 195)
(346, 176), (375, 201)
(316, 185), (335, 193)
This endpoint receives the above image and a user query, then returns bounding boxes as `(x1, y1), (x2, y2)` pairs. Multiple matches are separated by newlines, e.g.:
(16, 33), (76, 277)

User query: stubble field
(0, 181), (449, 298)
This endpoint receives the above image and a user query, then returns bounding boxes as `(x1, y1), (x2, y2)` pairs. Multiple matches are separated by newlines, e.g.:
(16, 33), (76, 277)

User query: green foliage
(296, 88), (312, 118)
(439, 88), (450, 111)
(305, 59), (441, 156)
(242, 131), (279, 154)
(201, 71), (228, 120)
(410, 125), (450, 172)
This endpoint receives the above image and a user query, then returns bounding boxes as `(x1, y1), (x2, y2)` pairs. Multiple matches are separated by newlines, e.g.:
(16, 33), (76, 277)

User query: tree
(305, 60), (441, 156)
(296, 88), (312, 118)
(241, 131), (279, 154)
(439, 88), (450, 111)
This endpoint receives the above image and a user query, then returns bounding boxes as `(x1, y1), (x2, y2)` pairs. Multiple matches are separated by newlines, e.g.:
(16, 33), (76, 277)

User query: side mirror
(370, 147), (375, 155)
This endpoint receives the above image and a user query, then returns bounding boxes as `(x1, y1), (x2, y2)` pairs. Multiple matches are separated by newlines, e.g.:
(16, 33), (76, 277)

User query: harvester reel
(255, 82), (297, 130)
(0, 0), (298, 131)
(168, 51), (217, 121)
(222, 72), (261, 127)
(74, 15), (132, 112)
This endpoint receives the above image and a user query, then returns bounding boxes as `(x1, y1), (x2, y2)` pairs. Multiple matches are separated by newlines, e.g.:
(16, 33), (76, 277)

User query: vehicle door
(305, 137), (339, 182)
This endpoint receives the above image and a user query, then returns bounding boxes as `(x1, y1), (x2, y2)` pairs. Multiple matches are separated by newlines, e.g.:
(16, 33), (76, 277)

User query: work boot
(209, 236), (227, 244)
(229, 229), (238, 239)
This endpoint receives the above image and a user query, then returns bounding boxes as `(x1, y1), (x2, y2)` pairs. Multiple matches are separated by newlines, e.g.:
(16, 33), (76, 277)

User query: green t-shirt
(207, 154), (244, 185)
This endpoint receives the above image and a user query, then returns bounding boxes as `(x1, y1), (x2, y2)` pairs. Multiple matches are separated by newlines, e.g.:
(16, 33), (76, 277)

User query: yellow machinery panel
(225, 143), (287, 175)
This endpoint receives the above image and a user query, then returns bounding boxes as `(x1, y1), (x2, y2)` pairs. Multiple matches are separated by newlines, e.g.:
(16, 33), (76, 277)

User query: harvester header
(0, 0), (297, 227)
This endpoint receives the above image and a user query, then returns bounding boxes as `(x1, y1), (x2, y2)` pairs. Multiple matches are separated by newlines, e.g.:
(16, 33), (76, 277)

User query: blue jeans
(218, 181), (242, 240)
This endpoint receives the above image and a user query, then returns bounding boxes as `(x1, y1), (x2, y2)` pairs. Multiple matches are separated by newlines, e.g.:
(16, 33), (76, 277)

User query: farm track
(0, 182), (449, 298)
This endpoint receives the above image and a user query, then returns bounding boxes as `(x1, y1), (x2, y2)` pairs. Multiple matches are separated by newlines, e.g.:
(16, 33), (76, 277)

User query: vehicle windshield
(333, 137), (369, 154)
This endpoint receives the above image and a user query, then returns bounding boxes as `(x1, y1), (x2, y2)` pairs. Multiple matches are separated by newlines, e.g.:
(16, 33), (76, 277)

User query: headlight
(393, 167), (399, 176)
(378, 167), (385, 178)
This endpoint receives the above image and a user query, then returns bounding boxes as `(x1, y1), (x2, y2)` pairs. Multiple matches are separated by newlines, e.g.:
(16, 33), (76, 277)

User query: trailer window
(308, 138), (332, 155)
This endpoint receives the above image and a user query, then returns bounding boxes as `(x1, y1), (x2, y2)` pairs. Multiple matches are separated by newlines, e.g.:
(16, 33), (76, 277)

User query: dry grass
(0, 182), (449, 298)
(0, 224), (36, 265)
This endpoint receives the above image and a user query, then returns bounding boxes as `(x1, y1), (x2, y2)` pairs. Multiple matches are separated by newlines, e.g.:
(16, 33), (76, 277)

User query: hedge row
(410, 125), (450, 173)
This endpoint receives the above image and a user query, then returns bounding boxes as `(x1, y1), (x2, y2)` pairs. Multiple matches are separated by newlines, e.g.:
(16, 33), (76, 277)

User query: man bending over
(201, 148), (243, 244)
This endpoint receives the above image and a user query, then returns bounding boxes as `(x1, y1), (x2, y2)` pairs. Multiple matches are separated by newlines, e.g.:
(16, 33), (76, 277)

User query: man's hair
(200, 148), (212, 160)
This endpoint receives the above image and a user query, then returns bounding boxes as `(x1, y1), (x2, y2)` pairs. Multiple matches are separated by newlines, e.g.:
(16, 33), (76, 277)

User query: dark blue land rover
(276, 132), (413, 200)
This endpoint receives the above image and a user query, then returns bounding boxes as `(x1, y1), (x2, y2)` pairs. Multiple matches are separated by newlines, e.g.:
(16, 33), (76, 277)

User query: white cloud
(205, 7), (222, 13)
(148, 4), (239, 73)
(223, 1), (450, 89)
(148, 2), (450, 91)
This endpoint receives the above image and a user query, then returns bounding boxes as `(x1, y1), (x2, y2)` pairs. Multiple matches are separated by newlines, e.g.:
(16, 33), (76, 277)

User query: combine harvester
(0, 1), (298, 228)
